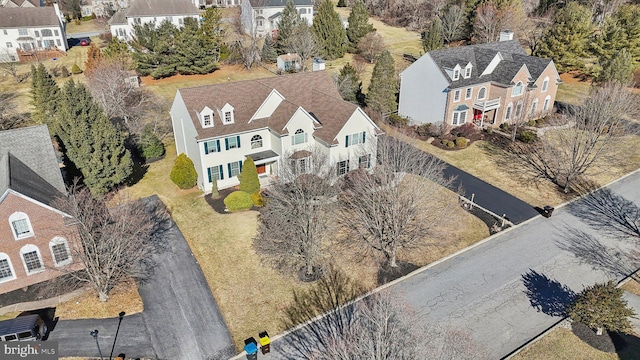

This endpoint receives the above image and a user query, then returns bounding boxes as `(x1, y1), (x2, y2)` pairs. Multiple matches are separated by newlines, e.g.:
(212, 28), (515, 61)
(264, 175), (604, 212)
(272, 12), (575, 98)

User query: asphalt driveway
(49, 196), (235, 359)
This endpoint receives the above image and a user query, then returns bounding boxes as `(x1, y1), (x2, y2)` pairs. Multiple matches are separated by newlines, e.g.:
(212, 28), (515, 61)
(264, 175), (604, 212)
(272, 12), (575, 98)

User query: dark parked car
(0, 314), (47, 341)
(79, 38), (90, 46)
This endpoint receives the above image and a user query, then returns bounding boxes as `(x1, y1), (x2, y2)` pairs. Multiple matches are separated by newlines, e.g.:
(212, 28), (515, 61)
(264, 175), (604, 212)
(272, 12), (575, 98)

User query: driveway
(49, 196), (235, 359)
(443, 163), (539, 224)
(254, 171), (640, 359)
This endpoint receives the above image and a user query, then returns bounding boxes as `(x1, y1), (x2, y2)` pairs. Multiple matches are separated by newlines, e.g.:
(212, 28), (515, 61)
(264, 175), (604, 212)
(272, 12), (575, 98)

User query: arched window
(512, 81), (524, 97)
(543, 95), (551, 111)
(9, 212), (33, 239)
(50, 237), (72, 266)
(542, 76), (549, 92)
(20, 245), (44, 274)
(478, 87), (486, 100)
(531, 98), (539, 115)
(251, 134), (263, 149)
(505, 102), (513, 121)
(0, 253), (16, 283)
(292, 129), (307, 145)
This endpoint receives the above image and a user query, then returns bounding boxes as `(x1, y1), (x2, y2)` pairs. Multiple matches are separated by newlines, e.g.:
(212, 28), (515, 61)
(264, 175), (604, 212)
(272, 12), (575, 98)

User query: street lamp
(109, 311), (126, 360)
(90, 329), (104, 360)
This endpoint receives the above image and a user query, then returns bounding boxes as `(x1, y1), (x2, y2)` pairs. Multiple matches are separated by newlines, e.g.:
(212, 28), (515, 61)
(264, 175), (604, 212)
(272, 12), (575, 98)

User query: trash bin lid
(245, 342), (258, 354)
(260, 336), (270, 346)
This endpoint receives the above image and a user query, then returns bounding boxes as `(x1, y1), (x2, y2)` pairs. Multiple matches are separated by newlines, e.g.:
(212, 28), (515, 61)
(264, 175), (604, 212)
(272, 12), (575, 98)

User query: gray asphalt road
(256, 171), (640, 359)
(49, 196), (235, 360)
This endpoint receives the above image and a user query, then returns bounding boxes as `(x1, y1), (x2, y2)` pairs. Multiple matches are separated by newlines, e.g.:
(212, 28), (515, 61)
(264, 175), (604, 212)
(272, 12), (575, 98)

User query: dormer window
(453, 68), (460, 81)
(224, 112), (232, 124)
(221, 103), (235, 124)
(201, 107), (214, 128)
(203, 115), (211, 126)
(464, 64), (472, 78)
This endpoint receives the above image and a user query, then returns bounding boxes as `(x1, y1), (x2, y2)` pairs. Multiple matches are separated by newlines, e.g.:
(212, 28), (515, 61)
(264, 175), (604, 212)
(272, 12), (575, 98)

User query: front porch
(472, 97), (501, 127)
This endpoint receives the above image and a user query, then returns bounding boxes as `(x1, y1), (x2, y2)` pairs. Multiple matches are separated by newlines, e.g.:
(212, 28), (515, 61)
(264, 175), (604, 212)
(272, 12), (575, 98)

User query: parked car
(0, 314), (47, 341)
(79, 38), (90, 46)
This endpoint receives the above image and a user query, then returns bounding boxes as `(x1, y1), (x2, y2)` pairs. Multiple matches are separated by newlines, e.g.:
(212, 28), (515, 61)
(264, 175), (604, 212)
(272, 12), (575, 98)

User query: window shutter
(346, 160), (350, 172)
(345, 135), (350, 147)
(225, 138), (229, 150)
(207, 167), (212, 183)
(227, 163), (231, 177)
(239, 160), (243, 173)
(361, 132), (366, 143)
(367, 154), (371, 168)
(216, 140), (221, 152)
(219, 165), (224, 180)
(236, 136), (241, 148)
(204, 142), (209, 154)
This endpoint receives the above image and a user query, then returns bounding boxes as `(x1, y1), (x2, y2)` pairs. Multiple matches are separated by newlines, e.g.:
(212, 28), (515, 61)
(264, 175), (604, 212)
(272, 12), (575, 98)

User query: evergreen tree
(131, 21), (180, 79)
(312, 0), (347, 60)
(335, 62), (363, 104)
(84, 43), (103, 77)
(261, 35), (278, 63)
(170, 153), (197, 189)
(200, 7), (224, 63)
(597, 48), (634, 85)
(30, 63), (59, 126)
(276, 0), (303, 55)
(54, 80), (132, 196)
(366, 50), (397, 113)
(568, 281), (635, 335)
(103, 37), (130, 59)
(422, 17), (444, 52)
(175, 18), (218, 75)
(593, 5), (640, 67)
(347, 0), (374, 50)
(238, 157), (260, 194)
(534, 2), (593, 72)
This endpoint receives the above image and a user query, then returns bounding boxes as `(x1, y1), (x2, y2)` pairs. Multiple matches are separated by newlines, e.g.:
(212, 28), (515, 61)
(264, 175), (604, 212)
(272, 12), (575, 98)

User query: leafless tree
(254, 149), (339, 281)
(0, 90), (27, 130)
(232, 35), (261, 70)
(85, 58), (142, 124)
(508, 88), (535, 142)
(510, 83), (640, 193)
(52, 184), (169, 301)
(0, 50), (23, 83)
(357, 32), (386, 63)
(473, 1), (503, 43)
(440, 4), (466, 44)
(339, 134), (454, 268)
(286, 23), (321, 71)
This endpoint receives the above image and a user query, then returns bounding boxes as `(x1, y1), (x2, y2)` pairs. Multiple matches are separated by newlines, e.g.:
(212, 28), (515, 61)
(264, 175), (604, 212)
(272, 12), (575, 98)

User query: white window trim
(20, 244), (45, 275)
(505, 102), (513, 121)
(541, 76), (549, 93)
(512, 81), (524, 97)
(465, 88), (472, 100)
(251, 134), (263, 149)
(531, 98), (539, 115)
(453, 90), (461, 102)
(292, 129), (308, 145)
(464, 65), (472, 78)
(478, 86), (487, 100)
(50, 237), (72, 267)
(9, 212), (34, 240)
(452, 110), (467, 126)
(543, 95), (551, 111)
(0, 253), (16, 283)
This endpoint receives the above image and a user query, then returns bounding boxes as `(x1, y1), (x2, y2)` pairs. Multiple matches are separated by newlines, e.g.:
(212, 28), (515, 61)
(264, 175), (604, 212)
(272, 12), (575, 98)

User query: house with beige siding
(399, 33), (561, 127)
(170, 71), (381, 193)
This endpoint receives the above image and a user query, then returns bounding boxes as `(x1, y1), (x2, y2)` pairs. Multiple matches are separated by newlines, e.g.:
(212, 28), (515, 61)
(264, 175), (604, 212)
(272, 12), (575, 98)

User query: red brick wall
(0, 192), (81, 294)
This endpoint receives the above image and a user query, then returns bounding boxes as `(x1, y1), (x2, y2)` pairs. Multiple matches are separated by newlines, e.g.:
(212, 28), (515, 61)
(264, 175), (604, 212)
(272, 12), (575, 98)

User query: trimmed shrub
(528, 119), (537, 127)
(519, 130), (537, 143)
(71, 63), (82, 74)
(251, 192), (265, 207)
(224, 191), (253, 212)
(238, 157), (260, 194)
(170, 153), (197, 189)
(139, 127), (165, 160)
(455, 137), (469, 148)
(416, 123), (432, 137)
(499, 123), (509, 131)
(441, 139), (454, 148)
(388, 113), (408, 127)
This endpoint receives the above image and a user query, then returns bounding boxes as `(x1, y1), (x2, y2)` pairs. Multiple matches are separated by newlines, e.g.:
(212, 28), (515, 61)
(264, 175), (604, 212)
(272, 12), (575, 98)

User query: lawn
(65, 19), (108, 35)
(121, 141), (489, 351)
(54, 280), (143, 320)
(556, 73), (591, 105)
(513, 327), (640, 360)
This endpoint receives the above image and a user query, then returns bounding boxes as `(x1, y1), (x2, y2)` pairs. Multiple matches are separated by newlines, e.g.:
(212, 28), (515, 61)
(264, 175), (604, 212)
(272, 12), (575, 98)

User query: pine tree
(568, 281), (635, 335)
(261, 35), (278, 63)
(597, 48), (634, 85)
(200, 7), (224, 63)
(103, 37), (130, 59)
(175, 18), (218, 75)
(335, 62), (363, 103)
(84, 43), (103, 77)
(276, 0), (303, 55)
(54, 80), (132, 196)
(170, 153), (198, 189)
(347, 0), (374, 50)
(30, 63), (60, 126)
(614, 5), (640, 64)
(366, 50), (397, 113)
(238, 156), (260, 194)
(422, 17), (444, 52)
(312, 0), (347, 60)
(534, 2), (593, 72)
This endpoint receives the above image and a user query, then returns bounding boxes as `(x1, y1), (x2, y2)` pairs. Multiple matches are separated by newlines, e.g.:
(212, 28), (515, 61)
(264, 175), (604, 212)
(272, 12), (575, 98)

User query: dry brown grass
(622, 276), (640, 297)
(65, 19), (108, 34)
(0, 311), (21, 321)
(120, 141), (489, 350)
(55, 280), (143, 320)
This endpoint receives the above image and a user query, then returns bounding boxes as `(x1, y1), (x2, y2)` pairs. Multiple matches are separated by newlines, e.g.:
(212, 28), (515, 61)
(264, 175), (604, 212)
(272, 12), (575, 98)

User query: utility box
(259, 331), (270, 354)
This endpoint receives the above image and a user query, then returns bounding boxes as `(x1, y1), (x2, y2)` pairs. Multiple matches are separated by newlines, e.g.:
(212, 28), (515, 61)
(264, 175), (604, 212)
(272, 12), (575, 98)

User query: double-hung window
(18, 28), (28, 36)
(225, 136), (240, 150)
(228, 161), (242, 178)
(21, 245), (43, 274)
(292, 129), (307, 145)
(204, 140), (220, 154)
(207, 165), (224, 183)
(203, 114), (212, 126)
(9, 212), (33, 239)
(452, 110), (467, 126)
(465, 88), (472, 100)
(345, 132), (366, 147)
(50, 237), (71, 266)
(0, 254), (15, 283)
(337, 160), (349, 176)
(453, 90), (461, 102)
(359, 154), (371, 169)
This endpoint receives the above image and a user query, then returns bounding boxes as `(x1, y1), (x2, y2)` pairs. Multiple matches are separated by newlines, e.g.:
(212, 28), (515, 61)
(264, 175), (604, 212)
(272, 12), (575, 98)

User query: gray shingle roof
(428, 40), (552, 88)
(0, 125), (66, 206)
(249, 0), (312, 7)
(108, 9), (127, 25)
(126, 0), (199, 17)
(0, 7), (59, 28)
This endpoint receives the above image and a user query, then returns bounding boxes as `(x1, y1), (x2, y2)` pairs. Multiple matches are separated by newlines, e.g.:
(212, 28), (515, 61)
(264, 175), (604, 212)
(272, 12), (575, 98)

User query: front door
(257, 164), (266, 174)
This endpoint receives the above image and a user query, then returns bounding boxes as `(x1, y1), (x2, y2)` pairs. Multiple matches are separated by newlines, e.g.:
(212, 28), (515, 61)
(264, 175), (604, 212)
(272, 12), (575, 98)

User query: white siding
(111, 14), (199, 41)
(0, 25), (67, 62)
(170, 91), (203, 188)
(398, 53), (450, 125)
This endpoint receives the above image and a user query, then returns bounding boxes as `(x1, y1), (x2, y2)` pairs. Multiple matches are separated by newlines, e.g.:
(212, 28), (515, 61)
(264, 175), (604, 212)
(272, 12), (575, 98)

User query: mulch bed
(204, 188), (262, 214)
(571, 321), (625, 353)
(377, 260), (420, 286)
(0, 275), (83, 308)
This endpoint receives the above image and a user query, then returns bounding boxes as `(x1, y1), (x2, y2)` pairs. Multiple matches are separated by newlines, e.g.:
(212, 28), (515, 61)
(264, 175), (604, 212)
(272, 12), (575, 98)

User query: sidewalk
(0, 288), (86, 316)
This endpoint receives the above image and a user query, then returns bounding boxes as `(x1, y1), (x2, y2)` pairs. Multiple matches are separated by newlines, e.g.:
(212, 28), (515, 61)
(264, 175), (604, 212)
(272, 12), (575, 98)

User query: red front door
(257, 164), (266, 174)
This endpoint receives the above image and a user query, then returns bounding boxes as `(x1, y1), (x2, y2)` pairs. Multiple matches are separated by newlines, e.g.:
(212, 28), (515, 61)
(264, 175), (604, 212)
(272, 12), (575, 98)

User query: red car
(79, 38), (90, 46)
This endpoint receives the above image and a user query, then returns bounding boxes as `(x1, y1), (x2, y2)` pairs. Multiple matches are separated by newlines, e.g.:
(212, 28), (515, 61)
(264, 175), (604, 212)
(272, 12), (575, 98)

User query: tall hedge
(238, 157), (260, 194)
(170, 153), (198, 189)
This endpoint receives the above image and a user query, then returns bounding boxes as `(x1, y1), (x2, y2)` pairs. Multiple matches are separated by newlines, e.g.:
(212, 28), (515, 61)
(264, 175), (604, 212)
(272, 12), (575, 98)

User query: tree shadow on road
(521, 269), (576, 317)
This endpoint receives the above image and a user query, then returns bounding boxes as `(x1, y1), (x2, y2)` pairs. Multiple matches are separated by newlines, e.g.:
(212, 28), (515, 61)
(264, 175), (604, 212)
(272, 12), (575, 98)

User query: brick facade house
(0, 125), (81, 295)
(399, 33), (562, 127)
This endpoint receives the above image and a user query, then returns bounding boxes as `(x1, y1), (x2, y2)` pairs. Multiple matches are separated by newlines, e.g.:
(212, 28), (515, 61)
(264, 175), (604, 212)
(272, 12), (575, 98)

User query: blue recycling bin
(244, 337), (258, 360)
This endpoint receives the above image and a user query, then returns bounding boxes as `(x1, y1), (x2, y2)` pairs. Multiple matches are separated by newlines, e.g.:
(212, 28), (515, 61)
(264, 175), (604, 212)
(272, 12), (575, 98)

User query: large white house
(240, 0), (313, 37)
(108, 0), (199, 41)
(170, 71), (381, 193)
(0, 4), (67, 62)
